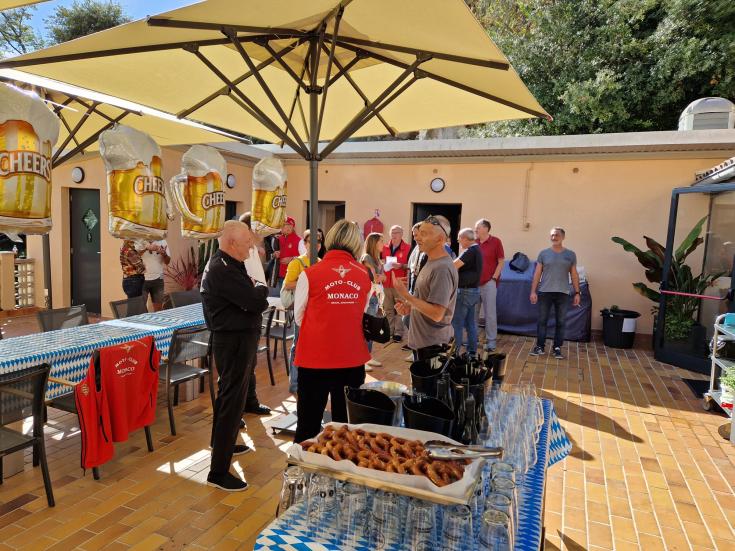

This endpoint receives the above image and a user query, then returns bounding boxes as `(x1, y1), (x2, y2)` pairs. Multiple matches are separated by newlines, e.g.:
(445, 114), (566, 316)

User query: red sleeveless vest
(294, 250), (371, 369)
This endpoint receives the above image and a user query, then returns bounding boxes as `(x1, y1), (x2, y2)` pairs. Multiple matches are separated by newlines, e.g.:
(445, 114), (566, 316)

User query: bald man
(201, 220), (269, 491)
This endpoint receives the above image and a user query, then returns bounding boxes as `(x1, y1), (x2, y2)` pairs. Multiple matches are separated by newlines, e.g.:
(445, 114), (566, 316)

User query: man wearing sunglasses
(393, 215), (458, 361)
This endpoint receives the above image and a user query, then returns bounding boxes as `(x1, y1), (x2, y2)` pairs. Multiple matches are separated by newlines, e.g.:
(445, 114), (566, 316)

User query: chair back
(261, 306), (276, 338)
(37, 305), (89, 332)
(167, 325), (211, 365)
(169, 289), (202, 308)
(0, 364), (50, 430)
(110, 296), (148, 319)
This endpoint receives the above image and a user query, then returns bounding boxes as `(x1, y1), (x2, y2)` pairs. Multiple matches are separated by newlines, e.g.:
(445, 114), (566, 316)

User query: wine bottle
(462, 394), (478, 445)
(453, 385), (466, 442)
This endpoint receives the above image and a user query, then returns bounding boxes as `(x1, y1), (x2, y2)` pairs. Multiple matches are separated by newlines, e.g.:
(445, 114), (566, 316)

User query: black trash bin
(600, 308), (640, 349)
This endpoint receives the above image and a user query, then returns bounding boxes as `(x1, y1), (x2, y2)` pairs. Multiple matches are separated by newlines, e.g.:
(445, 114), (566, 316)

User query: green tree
(45, 0), (129, 44)
(463, 0), (735, 137)
(0, 8), (44, 57)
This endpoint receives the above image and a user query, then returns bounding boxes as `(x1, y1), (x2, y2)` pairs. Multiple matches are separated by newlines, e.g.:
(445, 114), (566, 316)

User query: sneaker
(367, 359), (382, 367)
(233, 444), (252, 456)
(392, 335), (402, 343)
(553, 347), (564, 360)
(206, 472), (249, 492)
(364, 363), (373, 372)
(529, 346), (544, 356)
(239, 419), (247, 430)
(245, 404), (271, 415)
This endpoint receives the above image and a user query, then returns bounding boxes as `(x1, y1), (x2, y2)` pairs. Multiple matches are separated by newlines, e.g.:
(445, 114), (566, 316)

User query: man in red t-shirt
(273, 216), (302, 286)
(382, 225), (411, 342)
(475, 218), (505, 352)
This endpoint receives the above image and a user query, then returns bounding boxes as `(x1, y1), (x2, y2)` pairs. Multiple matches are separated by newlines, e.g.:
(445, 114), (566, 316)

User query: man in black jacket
(201, 220), (269, 491)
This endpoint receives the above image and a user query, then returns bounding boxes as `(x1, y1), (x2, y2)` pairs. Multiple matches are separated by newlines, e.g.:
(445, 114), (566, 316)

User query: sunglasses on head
(424, 215), (448, 236)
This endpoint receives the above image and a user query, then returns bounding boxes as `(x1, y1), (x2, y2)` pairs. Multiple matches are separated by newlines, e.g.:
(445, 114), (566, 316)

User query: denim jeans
(452, 287), (481, 355)
(289, 323), (300, 393)
(536, 292), (570, 349)
(365, 294), (379, 353)
(122, 275), (144, 298)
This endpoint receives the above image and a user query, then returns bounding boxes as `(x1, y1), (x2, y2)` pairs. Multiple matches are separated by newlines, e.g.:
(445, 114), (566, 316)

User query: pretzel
(300, 425), (467, 487)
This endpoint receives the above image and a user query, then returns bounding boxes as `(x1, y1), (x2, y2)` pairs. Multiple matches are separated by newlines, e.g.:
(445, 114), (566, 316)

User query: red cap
(284, 216), (296, 227)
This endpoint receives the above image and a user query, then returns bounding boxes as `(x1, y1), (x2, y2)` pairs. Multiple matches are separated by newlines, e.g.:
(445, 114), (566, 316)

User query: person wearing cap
(394, 215), (458, 361)
(273, 216), (302, 289)
(382, 225), (411, 342)
(201, 220), (269, 492)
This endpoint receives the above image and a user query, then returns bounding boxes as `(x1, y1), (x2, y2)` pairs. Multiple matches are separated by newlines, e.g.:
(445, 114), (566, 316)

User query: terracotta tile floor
(1, 315), (734, 550)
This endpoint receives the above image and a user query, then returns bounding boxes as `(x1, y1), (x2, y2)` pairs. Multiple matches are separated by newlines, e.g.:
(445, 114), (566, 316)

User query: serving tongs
(425, 440), (503, 460)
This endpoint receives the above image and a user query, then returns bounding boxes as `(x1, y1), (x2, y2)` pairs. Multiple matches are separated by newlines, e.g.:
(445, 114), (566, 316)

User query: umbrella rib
(54, 109), (82, 152)
(280, 55), (310, 148)
(53, 111), (129, 165)
(324, 34), (510, 71)
(315, 6), (344, 142)
(186, 46), (307, 156)
(224, 30), (308, 153)
(337, 42), (549, 120)
(146, 17), (306, 39)
(258, 40), (308, 90)
(177, 39), (304, 119)
(325, 52), (361, 88)
(320, 55), (427, 158)
(53, 100), (99, 157)
(319, 43), (395, 137)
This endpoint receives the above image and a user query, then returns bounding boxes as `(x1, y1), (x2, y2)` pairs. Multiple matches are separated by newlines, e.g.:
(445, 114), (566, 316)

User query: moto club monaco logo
(325, 265), (362, 302)
(201, 190), (225, 210)
(332, 265), (351, 278)
(114, 355), (139, 377)
(133, 174), (165, 196)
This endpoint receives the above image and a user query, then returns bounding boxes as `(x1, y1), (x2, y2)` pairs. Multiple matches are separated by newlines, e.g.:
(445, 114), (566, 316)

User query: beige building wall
(26, 146), (728, 333)
(27, 149), (254, 319)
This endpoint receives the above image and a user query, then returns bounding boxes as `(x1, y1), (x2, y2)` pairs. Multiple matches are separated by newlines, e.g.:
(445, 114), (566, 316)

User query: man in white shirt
(138, 240), (170, 311)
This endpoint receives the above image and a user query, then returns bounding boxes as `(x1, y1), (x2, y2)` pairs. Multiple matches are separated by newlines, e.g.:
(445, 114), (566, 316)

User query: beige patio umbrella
(0, 0), (549, 258)
(0, 0), (47, 9)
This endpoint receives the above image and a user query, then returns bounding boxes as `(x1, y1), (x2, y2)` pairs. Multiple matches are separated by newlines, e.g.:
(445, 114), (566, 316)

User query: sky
(30, 0), (195, 33)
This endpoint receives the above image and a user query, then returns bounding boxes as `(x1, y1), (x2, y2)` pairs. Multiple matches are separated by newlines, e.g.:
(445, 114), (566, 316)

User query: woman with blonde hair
(293, 220), (372, 442)
(361, 232), (386, 370)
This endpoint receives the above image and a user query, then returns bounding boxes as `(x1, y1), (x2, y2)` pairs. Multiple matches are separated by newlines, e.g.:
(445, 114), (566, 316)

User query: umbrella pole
(42, 234), (52, 308)
(309, 159), (319, 264)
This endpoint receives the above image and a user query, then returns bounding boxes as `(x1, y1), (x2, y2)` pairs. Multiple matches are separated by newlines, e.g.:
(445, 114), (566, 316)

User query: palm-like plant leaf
(675, 215), (707, 262)
(611, 237), (661, 273)
(633, 282), (660, 302)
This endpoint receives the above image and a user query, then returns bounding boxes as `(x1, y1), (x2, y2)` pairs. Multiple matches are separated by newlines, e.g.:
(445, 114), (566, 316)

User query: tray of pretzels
(287, 423), (484, 505)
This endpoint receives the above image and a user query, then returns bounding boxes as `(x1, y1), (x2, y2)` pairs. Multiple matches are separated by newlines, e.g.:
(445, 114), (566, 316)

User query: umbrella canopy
(0, 0), (46, 9)
(1, 69), (242, 165)
(0, 0), (548, 160)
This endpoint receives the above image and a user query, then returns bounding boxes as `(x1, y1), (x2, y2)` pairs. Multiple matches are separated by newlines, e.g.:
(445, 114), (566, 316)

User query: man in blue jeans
(529, 227), (581, 359)
(452, 228), (483, 356)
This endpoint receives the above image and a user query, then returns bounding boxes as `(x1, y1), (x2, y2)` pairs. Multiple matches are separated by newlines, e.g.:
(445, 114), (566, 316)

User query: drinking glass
(485, 492), (515, 548)
(478, 509), (512, 551)
(441, 505), (473, 551)
(404, 498), (437, 551)
(277, 466), (306, 517)
(306, 474), (338, 540)
(369, 490), (403, 549)
(337, 482), (368, 546)
(491, 461), (516, 483)
(492, 477), (518, 536)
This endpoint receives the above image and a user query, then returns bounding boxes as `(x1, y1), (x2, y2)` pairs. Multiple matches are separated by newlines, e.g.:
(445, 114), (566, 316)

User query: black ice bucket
(344, 387), (395, 426)
(409, 360), (445, 397)
(402, 393), (455, 438)
(486, 352), (507, 382)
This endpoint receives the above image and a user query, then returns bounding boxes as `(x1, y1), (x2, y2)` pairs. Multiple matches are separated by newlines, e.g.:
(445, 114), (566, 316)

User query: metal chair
(160, 325), (215, 435)
(258, 307), (276, 385)
(37, 305), (89, 332)
(169, 289), (202, 308)
(269, 308), (295, 366)
(110, 296), (148, 319)
(0, 363), (54, 507)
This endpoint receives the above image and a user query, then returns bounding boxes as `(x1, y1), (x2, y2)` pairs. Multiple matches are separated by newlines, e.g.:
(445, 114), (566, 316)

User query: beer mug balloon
(99, 125), (170, 240)
(168, 145), (226, 239)
(0, 83), (60, 235)
(251, 157), (287, 236)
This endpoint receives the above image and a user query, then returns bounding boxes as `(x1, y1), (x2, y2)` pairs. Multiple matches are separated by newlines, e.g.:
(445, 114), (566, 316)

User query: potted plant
(612, 216), (724, 351)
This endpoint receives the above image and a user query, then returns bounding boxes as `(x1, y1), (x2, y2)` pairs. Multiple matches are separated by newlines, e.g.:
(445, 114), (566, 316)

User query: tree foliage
(46, 0), (129, 45)
(464, 0), (735, 137)
(0, 8), (44, 57)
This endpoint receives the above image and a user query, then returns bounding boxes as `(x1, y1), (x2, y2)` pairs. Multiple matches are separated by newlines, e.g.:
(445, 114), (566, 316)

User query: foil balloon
(169, 145), (226, 239)
(99, 125), (169, 240)
(0, 83), (60, 236)
(251, 157), (287, 236)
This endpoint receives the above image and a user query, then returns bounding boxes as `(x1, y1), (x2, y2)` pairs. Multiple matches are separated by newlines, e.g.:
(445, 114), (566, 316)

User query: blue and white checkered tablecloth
(255, 399), (571, 551)
(0, 304), (205, 399)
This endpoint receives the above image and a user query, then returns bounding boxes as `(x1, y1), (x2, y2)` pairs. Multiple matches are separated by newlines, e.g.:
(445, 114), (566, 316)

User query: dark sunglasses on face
(424, 215), (448, 236)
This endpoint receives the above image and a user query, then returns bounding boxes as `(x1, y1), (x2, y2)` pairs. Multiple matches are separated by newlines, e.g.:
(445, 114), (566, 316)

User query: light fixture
(226, 173), (236, 189)
(71, 166), (85, 183)
(430, 177), (445, 193)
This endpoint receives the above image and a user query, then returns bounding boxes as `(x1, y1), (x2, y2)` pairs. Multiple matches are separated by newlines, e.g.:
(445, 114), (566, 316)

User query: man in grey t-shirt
(529, 227), (581, 359)
(394, 215), (458, 360)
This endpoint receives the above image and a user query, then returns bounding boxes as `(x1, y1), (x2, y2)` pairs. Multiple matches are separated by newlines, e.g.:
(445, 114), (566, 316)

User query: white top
(298, 238), (307, 256)
(138, 239), (168, 281)
(244, 245), (266, 284)
(294, 271), (373, 326)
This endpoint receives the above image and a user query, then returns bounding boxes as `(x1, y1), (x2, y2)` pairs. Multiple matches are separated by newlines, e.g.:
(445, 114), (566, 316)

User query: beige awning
(0, 0), (47, 9)
(0, 0), (548, 158)
(0, 70), (239, 165)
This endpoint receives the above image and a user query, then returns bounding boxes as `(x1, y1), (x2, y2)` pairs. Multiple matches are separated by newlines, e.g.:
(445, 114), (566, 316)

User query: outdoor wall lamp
(71, 167), (85, 183)
(226, 173), (236, 189)
(430, 177), (445, 193)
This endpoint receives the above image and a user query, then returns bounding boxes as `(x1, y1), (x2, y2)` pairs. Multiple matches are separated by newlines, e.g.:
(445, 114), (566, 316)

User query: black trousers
(209, 330), (259, 475)
(244, 357), (259, 411)
(294, 366), (365, 443)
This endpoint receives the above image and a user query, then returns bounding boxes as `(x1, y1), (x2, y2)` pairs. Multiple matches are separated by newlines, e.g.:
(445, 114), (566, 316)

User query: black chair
(0, 363), (54, 506)
(160, 325), (215, 435)
(169, 290), (202, 308)
(37, 305), (89, 332)
(258, 307), (276, 386)
(110, 296), (148, 319)
(269, 309), (295, 367)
